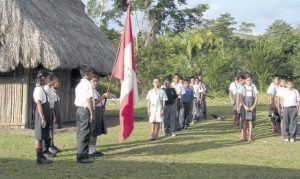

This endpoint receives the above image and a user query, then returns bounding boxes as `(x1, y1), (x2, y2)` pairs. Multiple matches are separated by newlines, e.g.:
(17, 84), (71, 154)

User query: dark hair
(91, 74), (99, 80)
(79, 65), (92, 77)
(152, 77), (160, 81)
(244, 73), (252, 79)
(286, 78), (294, 84)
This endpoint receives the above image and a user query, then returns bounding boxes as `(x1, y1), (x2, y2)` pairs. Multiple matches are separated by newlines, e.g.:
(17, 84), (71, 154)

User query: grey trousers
(76, 107), (91, 160)
(162, 104), (176, 134)
(175, 100), (184, 130)
(283, 107), (298, 139)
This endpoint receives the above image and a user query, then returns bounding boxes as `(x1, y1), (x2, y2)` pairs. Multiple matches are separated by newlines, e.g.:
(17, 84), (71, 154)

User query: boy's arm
(87, 97), (94, 123)
(147, 100), (151, 117)
(279, 97), (284, 112)
(251, 95), (258, 110)
(229, 90), (233, 104)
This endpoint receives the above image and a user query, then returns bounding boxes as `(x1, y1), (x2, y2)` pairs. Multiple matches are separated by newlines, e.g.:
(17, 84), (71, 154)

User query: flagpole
(103, 1), (131, 107)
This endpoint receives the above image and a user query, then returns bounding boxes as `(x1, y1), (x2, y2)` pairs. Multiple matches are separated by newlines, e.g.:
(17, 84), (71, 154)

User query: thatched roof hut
(0, 0), (116, 128)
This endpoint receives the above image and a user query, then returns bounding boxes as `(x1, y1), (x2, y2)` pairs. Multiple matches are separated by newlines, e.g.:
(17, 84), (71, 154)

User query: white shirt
(267, 83), (277, 96)
(229, 81), (239, 95)
(93, 89), (104, 107)
(282, 88), (300, 107)
(192, 84), (200, 97)
(199, 83), (207, 94)
(171, 82), (185, 98)
(146, 88), (167, 106)
(238, 84), (259, 97)
(275, 87), (285, 98)
(74, 79), (94, 107)
(45, 85), (59, 108)
(33, 86), (47, 104)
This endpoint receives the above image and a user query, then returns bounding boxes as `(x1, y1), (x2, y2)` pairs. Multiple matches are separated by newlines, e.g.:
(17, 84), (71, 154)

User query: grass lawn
(1, 94), (300, 179)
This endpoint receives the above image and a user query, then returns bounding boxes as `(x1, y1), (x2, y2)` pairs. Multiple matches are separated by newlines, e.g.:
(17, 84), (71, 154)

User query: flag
(111, 3), (138, 143)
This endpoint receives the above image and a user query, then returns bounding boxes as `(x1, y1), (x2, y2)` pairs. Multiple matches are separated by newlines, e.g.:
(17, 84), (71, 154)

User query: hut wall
(0, 70), (30, 128)
(54, 69), (77, 124)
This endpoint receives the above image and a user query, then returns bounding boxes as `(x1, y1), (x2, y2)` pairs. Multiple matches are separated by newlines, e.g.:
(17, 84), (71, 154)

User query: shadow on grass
(0, 158), (299, 178)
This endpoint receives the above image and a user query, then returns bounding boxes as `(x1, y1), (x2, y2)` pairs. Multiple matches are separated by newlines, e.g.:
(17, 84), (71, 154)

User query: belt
(284, 106), (297, 108)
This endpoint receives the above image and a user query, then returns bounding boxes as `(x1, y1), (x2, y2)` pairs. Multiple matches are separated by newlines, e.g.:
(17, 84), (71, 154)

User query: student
(171, 74), (185, 130)
(198, 75), (207, 119)
(146, 78), (167, 140)
(89, 74), (109, 157)
(44, 73), (61, 154)
(239, 74), (258, 142)
(229, 75), (240, 125)
(33, 70), (52, 164)
(162, 78), (178, 137)
(74, 65), (94, 163)
(181, 79), (194, 129)
(280, 78), (300, 142)
(267, 75), (280, 133)
(191, 77), (202, 124)
(275, 76), (287, 136)
(52, 77), (63, 129)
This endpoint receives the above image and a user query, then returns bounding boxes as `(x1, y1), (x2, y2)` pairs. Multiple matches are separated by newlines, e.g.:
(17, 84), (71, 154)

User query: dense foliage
(87, 1), (300, 96)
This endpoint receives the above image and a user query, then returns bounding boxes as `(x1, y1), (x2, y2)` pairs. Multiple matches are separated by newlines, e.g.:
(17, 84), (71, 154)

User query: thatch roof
(0, 0), (116, 75)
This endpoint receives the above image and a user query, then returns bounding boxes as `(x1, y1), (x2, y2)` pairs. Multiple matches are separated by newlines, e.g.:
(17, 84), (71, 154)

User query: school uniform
(199, 83), (207, 119)
(281, 88), (300, 140)
(74, 79), (94, 161)
(33, 85), (51, 142)
(229, 81), (241, 114)
(146, 88), (167, 123)
(267, 83), (280, 122)
(90, 89), (107, 137)
(171, 82), (185, 130)
(239, 84), (258, 121)
(162, 87), (178, 135)
(181, 87), (194, 128)
(192, 84), (202, 123)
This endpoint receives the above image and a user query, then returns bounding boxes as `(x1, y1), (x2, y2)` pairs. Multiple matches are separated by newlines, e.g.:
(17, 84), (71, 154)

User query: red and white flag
(111, 3), (138, 143)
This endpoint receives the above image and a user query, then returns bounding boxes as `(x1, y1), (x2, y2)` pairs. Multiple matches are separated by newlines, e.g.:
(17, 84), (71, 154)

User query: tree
(239, 22), (255, 35)
(266, 20), (293, 36)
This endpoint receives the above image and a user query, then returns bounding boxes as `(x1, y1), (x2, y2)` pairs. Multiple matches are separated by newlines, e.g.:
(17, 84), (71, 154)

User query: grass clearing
(1, 94), (300, 178)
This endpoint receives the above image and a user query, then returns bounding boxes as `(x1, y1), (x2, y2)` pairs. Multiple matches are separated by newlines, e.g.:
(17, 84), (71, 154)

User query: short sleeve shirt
(267, 83), (277, 96)
(238, 84), (259, 97)
(282, 89), (300, 107)
(45, 85), (58, 108)
(146, 88), (167, 106)
(74, 79), (94, 107)
(93, 89), (104, 107)
(33, 86), (47, 104)
(171, 82), (185, 98)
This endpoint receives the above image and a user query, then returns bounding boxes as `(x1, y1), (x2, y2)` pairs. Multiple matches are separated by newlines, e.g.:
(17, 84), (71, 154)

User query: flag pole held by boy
(111, 1), (138, 143)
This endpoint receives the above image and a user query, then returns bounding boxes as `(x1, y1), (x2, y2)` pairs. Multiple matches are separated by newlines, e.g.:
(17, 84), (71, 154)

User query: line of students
(267, 75), (300, 142)
(33, 65), (109, 164)
(146, 75), (208, 140)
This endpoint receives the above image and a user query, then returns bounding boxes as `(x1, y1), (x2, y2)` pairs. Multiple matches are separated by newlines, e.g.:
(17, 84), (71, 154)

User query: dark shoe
(43, 151), (56, 158)
(37, 157), (52, 165)
(77, 158), (94, 164)
(94, 151), (104, 157)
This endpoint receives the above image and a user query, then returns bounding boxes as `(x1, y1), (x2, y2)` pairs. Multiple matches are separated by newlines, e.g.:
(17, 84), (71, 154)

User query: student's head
(272, 75), (279, 85)
(179, 79), (183, 85)
(286, 79), (294, 90)
(79, 65), (93, 80)
(91, 74), (99, 89)
(198, 75), (203, 82)
(152, 78), (160, 88)
(36, 70), (48, 86)
(237, 73), (245, 85)
(278, 76), (287, 87)
(173, 74), (180, 83)
(46, 72), (54, 85)
(244, 74), (252, 86)
(190, 76), (195, 84)
(164, 78), (171, 88)
(195, 77), (199, 84)
(47, 73), (59, 88)
(183, 79), (189, 88)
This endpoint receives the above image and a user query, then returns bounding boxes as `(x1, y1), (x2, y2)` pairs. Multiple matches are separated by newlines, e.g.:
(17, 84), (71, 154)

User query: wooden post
(21, 69), (30, 128)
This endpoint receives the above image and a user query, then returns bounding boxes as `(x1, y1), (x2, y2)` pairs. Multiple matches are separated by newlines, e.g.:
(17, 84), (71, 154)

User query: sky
(82, 0), (300, 35)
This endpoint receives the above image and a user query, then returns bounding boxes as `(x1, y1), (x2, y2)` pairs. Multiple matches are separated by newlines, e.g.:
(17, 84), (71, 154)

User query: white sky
(82, 0), (300, 35)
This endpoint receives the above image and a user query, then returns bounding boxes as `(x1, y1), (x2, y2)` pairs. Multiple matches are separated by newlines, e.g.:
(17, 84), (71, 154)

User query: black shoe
(93, 151), (104, 157)
(77, 158), (94, 164)
(37, 157), (52, 165)
(43, 151), (56, 158)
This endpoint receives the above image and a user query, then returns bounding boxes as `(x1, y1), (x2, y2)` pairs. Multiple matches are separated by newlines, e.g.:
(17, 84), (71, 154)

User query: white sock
(89, 145), (96, 154)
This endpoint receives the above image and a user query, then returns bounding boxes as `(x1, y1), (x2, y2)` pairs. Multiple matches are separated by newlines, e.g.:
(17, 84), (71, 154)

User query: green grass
(1, 93), (300, 178)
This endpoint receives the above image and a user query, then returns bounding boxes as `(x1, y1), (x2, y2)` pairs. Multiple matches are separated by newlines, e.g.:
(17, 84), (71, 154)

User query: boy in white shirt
(171, 74), (185, 130)
(280, 79), (300, 142)
(267, 75), (280, 133)
(229, 75), (239, 125)
(74, 65), (94, 163)
(146, 78), (167, 140)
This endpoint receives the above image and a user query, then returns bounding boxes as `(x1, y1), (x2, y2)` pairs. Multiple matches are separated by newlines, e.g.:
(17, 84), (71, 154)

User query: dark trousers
(175, 100), (184, 130)
(201, 98), (207, 118)
(182, 102), (192, 128)
(283, 107), (298, 139)
(162, 104), (176, 134)
(76, 107), (91, 160)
